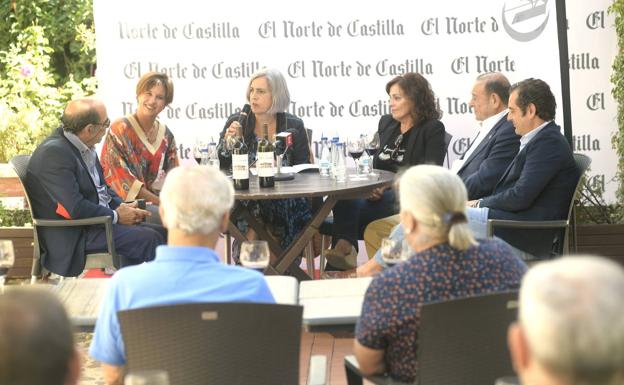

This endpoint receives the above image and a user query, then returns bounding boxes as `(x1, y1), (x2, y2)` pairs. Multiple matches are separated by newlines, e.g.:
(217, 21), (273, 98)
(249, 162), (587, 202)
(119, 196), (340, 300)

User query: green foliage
(610, 0), (624, 204)
(0, 0), (97, 163)
(0, 201), (31, 227)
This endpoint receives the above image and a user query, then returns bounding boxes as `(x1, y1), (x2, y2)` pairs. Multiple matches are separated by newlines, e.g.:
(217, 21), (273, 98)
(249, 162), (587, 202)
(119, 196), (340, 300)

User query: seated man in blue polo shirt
(89, 165), (275, 385)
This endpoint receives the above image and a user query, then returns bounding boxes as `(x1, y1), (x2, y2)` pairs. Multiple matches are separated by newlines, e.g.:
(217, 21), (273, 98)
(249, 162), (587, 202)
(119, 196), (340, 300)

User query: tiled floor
(78, 330), (358, 385)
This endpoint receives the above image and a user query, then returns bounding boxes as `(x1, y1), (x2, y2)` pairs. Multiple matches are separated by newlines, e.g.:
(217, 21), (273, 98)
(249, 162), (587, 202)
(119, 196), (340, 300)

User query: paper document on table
(280, 163), (319, 174)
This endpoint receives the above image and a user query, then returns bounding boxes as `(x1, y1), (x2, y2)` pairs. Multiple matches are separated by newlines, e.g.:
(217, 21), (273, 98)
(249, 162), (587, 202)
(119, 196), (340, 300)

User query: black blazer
(480, 122), (579, 256)
(26, 127), (123, 276)
(457, 115), (520, 200)
(219, 111), (309, 166)
(374, 114), (446, 172)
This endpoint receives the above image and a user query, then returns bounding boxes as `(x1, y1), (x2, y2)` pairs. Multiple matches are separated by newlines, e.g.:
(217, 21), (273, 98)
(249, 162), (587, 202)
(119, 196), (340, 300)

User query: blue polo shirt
(89, 245), (275, 365)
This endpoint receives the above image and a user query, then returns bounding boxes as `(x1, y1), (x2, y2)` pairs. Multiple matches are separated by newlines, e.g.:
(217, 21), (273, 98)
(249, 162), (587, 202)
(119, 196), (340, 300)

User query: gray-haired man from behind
(508, 256), (624, 385)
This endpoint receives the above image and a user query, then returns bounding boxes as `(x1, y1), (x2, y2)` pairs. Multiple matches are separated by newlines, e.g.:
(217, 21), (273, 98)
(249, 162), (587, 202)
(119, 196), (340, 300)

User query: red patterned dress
(100, 115), (179, 201)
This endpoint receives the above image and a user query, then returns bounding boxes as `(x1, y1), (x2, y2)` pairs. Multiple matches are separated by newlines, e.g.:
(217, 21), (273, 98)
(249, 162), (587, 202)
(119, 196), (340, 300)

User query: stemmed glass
(239, 240), (270, 272)
(193, 138), (207, 165)
(0, 240), (15, 294)
(365, 132), (380, 177)
(379, 237), (409, 266)
(124, 370), (170, 385)
(347, 136), (366, 180)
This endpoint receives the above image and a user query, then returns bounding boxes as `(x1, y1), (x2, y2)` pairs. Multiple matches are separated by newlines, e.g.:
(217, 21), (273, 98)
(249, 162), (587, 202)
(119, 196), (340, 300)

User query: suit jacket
(457, 115), (520, 200)
(374, 114), (446, 172)
(480, 122), (579, 257)
(26, 127), (123, 276)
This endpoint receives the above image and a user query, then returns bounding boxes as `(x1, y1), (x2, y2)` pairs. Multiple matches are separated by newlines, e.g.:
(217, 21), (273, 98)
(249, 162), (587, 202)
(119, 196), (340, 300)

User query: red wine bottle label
(257, 151), (275, 177)
(232, 154), (249, 180)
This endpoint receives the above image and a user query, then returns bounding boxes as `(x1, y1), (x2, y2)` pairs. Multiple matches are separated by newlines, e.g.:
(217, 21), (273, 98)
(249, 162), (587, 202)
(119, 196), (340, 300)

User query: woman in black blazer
(327, 73), (446, 270)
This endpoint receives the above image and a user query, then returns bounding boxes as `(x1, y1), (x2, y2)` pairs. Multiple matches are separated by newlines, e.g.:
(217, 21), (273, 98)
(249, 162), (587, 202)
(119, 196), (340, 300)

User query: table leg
(274, 196), (338, 278)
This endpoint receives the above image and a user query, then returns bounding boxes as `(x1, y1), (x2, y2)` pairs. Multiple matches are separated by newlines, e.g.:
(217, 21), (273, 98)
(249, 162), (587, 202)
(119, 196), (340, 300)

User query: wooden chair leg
(305, 243), (315, 279)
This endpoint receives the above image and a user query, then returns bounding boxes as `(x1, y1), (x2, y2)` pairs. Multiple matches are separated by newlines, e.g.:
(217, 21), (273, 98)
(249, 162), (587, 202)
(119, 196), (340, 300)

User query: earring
(404, 227), (412, 234)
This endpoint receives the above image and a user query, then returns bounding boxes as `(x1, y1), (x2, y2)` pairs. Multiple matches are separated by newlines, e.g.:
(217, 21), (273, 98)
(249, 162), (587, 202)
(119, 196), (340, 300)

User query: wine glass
(239, 240), (270, 272)
(379, 237), (408, 266)
(0, 240), (15, 294)
(365, 132), (380, 176)
(193, 138), (207, 165)
(124, 370), (170, 385)
(347, 136), (365, 179)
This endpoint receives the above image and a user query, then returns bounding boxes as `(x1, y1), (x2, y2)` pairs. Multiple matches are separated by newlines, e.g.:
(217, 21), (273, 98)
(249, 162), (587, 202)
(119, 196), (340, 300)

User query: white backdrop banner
(93, 0), (617, 201)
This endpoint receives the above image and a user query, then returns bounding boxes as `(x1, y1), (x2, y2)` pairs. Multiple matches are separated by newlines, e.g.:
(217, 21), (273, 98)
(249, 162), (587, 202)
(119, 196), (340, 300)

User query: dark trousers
(331, 189), (397, 251)
(85, 223), (166, 267)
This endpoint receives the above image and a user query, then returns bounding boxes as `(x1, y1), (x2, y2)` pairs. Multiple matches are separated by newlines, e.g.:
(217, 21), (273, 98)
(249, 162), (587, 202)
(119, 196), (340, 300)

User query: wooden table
(229, 170), (395, 280)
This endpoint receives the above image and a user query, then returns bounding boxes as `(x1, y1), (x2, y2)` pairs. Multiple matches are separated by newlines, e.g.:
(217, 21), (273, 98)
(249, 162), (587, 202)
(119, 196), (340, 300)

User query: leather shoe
(324, 246), (358, 270)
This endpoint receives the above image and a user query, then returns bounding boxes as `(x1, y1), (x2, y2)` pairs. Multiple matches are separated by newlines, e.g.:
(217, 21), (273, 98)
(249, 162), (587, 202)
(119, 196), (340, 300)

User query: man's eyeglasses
(93, 118), (110, 132)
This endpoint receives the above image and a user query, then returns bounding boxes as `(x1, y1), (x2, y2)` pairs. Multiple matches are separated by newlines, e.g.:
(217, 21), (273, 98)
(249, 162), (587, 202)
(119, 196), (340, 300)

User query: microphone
(238, 104), (251, 131)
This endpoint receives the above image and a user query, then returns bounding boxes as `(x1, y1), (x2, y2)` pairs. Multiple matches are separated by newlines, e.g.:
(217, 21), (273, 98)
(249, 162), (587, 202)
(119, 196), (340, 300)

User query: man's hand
(466, 200), (480, 208)
(115, 202), (150, 225)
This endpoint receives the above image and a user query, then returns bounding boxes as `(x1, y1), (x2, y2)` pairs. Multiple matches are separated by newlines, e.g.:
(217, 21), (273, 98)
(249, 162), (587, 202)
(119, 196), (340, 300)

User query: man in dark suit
(26, 98), (166, 277)
(356, 73), (521, 276)
(467, 78), (579, 257)
(455, 72), (520, 199)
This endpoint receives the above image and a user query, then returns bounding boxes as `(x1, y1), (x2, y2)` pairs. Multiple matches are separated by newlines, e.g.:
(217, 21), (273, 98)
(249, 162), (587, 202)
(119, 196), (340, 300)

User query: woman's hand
(225, 121), (241, 139)
(368, 187), (388, 201)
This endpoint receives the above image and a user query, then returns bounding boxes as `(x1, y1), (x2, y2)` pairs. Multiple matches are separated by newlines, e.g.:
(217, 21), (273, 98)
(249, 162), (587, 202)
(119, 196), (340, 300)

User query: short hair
(159, 165), (234, 235)
(386, 72), (442, 125)
(509, 78), (556, 121)
(61, 100), (100, 134)
(476, 72), (511, 105)
(519, 256), (624, 385)
(399, 165), (476, 250)
(136, 71), (175, 105)
(0, 288), (74, 385)
(246, 68), (291, 114)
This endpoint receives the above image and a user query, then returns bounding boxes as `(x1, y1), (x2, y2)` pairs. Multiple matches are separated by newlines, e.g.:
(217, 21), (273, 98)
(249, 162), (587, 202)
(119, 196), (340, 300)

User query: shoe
(324, 246), (358, 270)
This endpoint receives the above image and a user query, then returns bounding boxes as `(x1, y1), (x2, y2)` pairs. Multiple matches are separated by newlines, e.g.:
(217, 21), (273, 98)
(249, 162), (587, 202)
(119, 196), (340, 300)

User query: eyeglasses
(390, 133), (404, 161)
(93, 118), (110, 131)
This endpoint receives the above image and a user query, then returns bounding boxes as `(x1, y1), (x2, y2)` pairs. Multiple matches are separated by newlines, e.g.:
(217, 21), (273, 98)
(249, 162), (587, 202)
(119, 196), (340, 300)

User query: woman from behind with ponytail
(354, 165), (527, 383)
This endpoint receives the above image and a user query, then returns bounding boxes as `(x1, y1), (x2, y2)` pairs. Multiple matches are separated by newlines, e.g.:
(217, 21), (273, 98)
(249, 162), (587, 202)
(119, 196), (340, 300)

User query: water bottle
(319, 136), (331, 177)
(206, 141), (220, 170)
(329, 136), (340, 178)
(199, 148), (209, 166)
(334, 143), (347, 182)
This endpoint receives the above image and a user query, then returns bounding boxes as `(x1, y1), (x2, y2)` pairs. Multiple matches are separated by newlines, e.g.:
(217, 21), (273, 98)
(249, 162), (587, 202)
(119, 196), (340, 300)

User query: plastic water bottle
(199, 148), (209, 166)
(319, 136), (331, 177)
(329, 135), (340, 178)
(334, 143), (347, 182)
(206, 141), (220, 170)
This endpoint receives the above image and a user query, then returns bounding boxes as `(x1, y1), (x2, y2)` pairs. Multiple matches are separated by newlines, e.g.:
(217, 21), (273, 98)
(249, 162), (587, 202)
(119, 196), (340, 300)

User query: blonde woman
(354, 165), (527, 383)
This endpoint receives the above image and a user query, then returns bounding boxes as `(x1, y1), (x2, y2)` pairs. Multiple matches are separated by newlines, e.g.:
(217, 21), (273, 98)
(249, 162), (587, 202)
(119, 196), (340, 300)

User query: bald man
(26, 98), (166, 276)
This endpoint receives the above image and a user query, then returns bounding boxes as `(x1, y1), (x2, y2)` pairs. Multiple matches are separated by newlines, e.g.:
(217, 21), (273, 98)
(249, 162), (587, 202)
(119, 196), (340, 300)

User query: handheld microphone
(238, 104), (251, 131)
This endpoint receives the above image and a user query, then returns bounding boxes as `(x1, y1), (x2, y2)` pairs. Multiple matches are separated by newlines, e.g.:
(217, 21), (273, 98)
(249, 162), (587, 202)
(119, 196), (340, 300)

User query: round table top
(233, 169), (396, 200)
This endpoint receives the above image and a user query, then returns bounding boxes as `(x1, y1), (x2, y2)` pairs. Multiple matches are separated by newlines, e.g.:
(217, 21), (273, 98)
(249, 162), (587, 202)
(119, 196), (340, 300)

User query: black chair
(486, 153), (592, 256)
(119, 302), (326, 385)
(9, 154), (118, 282)
(444, 132), (453, 168)
(345, 291), (519, 385)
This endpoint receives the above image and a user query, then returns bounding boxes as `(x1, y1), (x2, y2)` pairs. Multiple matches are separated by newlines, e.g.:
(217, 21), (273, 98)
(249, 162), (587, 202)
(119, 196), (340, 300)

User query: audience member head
(386, 72), (441, 126)
(246, 68), (291, 114)
(0, 288), (79, 385)
(508, 256), (624, 385)
(398, 165), (476, 252)
(508, 78), (556, 136)
(136, 71), (175, 106)
(470, 72), (510, 121)
(61, 98), (110, 147)
(159, 165), (234, 239)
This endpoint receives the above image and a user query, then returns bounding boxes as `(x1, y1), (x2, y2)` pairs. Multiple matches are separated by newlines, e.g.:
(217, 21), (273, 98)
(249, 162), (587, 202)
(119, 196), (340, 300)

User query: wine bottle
(232, 125), (249, 190)
(257, 123), (275, 188)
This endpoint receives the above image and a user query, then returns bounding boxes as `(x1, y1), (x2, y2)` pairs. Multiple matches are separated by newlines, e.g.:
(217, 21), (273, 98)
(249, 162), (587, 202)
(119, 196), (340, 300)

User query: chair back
(444, 132), (453, 168)
(561, 153), (592, 253)
(417, 291), (518, 385)
(119, 302), (303, 385)
(9, 155), (43, 279)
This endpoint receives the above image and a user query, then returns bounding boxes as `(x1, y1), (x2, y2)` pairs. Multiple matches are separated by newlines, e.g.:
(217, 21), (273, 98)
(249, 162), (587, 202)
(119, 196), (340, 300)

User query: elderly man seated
(89, 165), (275, 385)
(508, 256), (624, 385)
